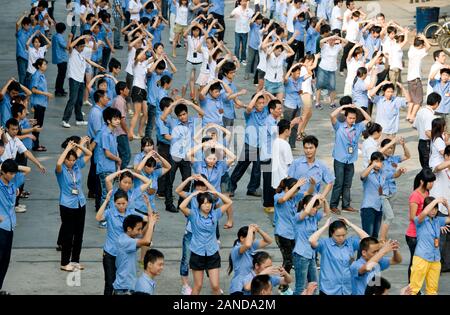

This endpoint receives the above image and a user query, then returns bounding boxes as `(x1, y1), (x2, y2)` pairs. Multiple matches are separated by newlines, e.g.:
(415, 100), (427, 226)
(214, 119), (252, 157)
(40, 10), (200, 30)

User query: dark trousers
(275, 234), (295, 290)
(287, 40), (305, 70)
(14, 153), (27, 207)
(63, 78), (85, 122)
(103, 250), (116, 295)
(55, 62), (67, 94)
(261, 159), (275, 208)
(418, 139), (431, 168)
(230, 143), (261, 193)
(32, 105), (46, 149)
(87, 146), (102, 210)
(405, 235), (417, 282)
(339, 42), (355, 72)
(0, 229), (13, 290)
(161, 0), (169, 19)
(144, 105), (157, 138)
(211, 13), (225, 41)
(101, 47), (111, 70)
(16, 57), (28, 86)
(116, 134), (131, 169)
(360, 207), (383, 238)
(157, 142), (174, 209)
(169, 158), (191, 207)
(59, 204), (86, 266)
(330, 160), (354, 209)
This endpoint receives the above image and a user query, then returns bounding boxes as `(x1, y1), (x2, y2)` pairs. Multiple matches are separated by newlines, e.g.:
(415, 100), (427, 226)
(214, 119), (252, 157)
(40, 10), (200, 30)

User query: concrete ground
(1, 0), (450, 294)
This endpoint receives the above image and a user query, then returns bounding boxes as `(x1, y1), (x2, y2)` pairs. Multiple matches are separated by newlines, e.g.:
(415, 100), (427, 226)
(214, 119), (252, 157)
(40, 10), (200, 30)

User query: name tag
(434, 238), (439, 248)
(347, 146), (354, 154)
(71, 189), (79, 195)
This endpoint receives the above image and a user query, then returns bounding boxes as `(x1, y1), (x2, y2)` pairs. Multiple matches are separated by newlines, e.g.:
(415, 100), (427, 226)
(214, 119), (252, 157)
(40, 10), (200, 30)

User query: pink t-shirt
(405, 190), (429, 238)
(112, 95), (127, 136)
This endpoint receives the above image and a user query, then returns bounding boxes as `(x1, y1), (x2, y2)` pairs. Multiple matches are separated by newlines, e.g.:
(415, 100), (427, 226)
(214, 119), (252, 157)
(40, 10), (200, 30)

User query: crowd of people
(0, 0), (449, 296)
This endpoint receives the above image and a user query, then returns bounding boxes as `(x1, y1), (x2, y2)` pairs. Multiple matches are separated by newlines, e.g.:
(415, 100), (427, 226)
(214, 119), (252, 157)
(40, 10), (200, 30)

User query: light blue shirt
(133, 168), (163, 211)
(373, 95), (407, 134)
(149, 24), (164, 45)
(430, 79), (450, 114)
(284, 77), (304, 109)
(133, 151), (146, 168)
(293, 210), (323, 259)
(260, 115), (278, 162)
(361, 169), (386, 211)
(52, 33), (68, 64)
(147, 70), (171, 106)
(87, 105), (105, 139)
(0, 178), (17, 232)
(0, 94), (12, 127)
(316, 235), (360, 295)
(383, 155), (402, 195)
(274, 191), (304, 240)
(249, 23), (262, 50)
(414, 216), (447, 262)
(168, 117), (196, 160)
(229, 240), (260, 294)
(96, 127), (119, 174)
(241, 270), (281, 295)
(192, 161), (228, 192)
(288, 157), (335, 195)
(352, 78), (368, 108)
(306, 26), (320, 54)
(244, 107), (269, 147)
(16, 28), (32, 60)
(332, 121), (366, 164)
(103, 206), (136, 256)
(104, 76), (117, 107)
(55, 158), (87, 209)
(188, 206), (223, 256)
(209, 0), (225, 16)
(221, 77), (237, 119)
(20, 119), (33, 150)
(113, 233), (138, 290)
(30, 71), (49, 107)
(156, 116), (171, 145)
(200, 94), (224, 127)
(135, 273), (156, 295)
(293, 19), (307, 42)
(360, 32), (381, 62)
(350, 256), (390, 295)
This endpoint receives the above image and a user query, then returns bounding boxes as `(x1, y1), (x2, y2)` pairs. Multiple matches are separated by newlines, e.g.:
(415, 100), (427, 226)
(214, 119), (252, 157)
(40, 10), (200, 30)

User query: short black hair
(360, 237), (379, 252)
(115, 81), (127, 95)
(109, 57), (121, 72)
(160, 75), (172, 87)
(175, 104), (188, 116)
(11, 103), (26, 119)
(364, 277), (391, 295)
(251, 274), (272, 295)
(7, 81), (21, 93)
(329, 220), (347, 237)
(56, 22), (66, 33)
(197, 192), (214, 206)
(145, 157), (157, 168)
(268, 99), (281, 112)
(123, 214), (144, 232)
(22, 17), (31, 26)
(1, 159), (19, 174)
(277, 119), (291, 135)
(433, 49), (444, 61)
(144, 249), (164, 269)
(156, 60), (166, 71)
(209, 82), (222, 93)
(427, 92), (441, 106)
(370, 151), (385, 162)
(340, 95), (353, 106)
(440, 68), (450, 76)
(303, 135), (319, 148)
(344, 107), (357, 116)
(61, 136), (81, 149)
(94, 89), (106, 103)
(102, 107), (122, 123)
(114, 189), (129, 202)
(159, 97), (173, 112)
(6, 118), (19, 129)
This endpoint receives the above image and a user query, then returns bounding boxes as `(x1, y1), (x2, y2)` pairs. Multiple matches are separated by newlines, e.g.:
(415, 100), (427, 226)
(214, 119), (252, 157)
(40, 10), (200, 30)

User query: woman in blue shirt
(309, 217), (369, 295)
(274, 177), (313, 294)
(30, 58), (53, 152)
(228, 224), (272, 295)
(179, 189), (232, 295)
(351, 66), (377, 112)
(55, 138), (92, 272)
(293, 194), (330, 295)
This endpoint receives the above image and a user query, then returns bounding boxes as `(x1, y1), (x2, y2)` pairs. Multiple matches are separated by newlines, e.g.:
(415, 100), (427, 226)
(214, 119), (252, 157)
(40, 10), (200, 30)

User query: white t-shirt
(199, 46), (210, 74)
(413, 106), (436, 140)
(257, 45), (267, 72)
(407, 46), (428, 81)
(271, 137), (293, 188)
(132, 59), (151, 89)
(27, 46), (47, 74)
(128, 0), (142, 21)
(389, 42), (403, 70)
(175, 3), (189, 26)
(186, 36), (204, 63)
(265, 51), (287, 83)
(319, 43), (342, 72)
(330, 6), (342, 30)
(382, 37), (394, 57)
(429, 137), (446, 169)
(67, 49), (86, 83)
(362, 136), (379, 169)
(345, 19), (360, 43)
(430, 167), (450, 215)
(345, 58), (364, 86)
(342, 8), (352, 31)
(230, 6), (254, 34)
(300, 66), (313, 94)
(427, 61), (444, 96)
(125, 47), (137, 75)
(2, 134), (27, 161)
(208, 59), (217, 80)
(286, 6), (301, 33)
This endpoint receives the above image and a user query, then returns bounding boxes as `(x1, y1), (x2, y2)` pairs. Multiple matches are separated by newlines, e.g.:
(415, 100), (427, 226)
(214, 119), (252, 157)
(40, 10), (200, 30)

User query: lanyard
(344, 126), (356, 146)
(425, 218), (440, 239)
(445, 170), (450, 180)
(67, 167), (78, 188)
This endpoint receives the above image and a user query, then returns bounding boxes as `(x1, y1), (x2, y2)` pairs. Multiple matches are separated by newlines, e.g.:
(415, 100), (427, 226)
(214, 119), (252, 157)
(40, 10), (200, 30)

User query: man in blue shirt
(113, 211), (158, 295)
(245, 13), (263, 80)
(209, 0), (226, 41)
(360, 25), (382, 64)
(134, 249), (165, 295)
(1, 80), (31, 128)
(16, 15), (33, 86)
(329, 104), (371, 214)
(350, 237), (401, 295)
(52, 23), (69, 97)
(429, 67), (450, 122)
(287, 12), (307, 70)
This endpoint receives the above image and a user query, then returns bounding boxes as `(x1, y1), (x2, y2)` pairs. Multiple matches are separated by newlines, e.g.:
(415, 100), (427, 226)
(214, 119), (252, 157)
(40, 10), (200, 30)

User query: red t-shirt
(405, 190), (429, 237)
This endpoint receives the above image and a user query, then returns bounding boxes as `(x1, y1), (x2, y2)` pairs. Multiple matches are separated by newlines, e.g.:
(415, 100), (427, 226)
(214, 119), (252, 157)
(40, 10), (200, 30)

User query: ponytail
(275, 177), (297, 194)
(228, 226), (250, 275)
(362, 122), (382, 139)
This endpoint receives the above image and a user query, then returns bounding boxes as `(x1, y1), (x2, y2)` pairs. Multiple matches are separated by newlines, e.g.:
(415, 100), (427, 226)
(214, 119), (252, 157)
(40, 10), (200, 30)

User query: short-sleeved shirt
(429, 137), (446, 169)
(240, 270), (281, 295)
(193, 161), (228, 192)
(374, 95), (407, 134)
(0, 94), (12, 127)
(274, 191), (304, 240)
(284, 77), (304, 109)
(209, 0), (225, 16)
(316, 236), (360, 295)
(168, 117), (196, 160)
(288, 157), (335, 195)
(414, 216), (447, 262)
(156, 116), (171, 145)
(360, 33), (381, 62)
(293, 210), (324, 259)
(248, 23), (262, 50)
(112, 96), (127, 136)
(361, 169), (386, 211)
(271, 138), (294, 189)
(332, 121), (366, 164)
(229, 240), (260, 294)
(383, 155), (402, 195)
(260, 115), (279, 162)
(293, 19), (307, 42)
(55, 158), (87, 209)
(350, 256), (390, 295)
(30, 71), (49, 107)
(147, 70), (171, 106)
(352, 78), (368, 108)
(103, 206), (136, 256)
(361, 136), (378, 169)
(306, 26), (320, 54)
(244, 107), (269, 147)
(96, 127), (119, 174)
(200, 94), (224, 127)
(1, 134), (27, 161)
(67, 49), (87, 83)
(113, 233), (139, 290)
(430, 79), (450, 114)
(221, 77), (237, 120)
(265, 51), (287, 83)
(319, 43), (342, 72)
(19, 119), (32, 150)
(188, 206), (223, 256)
(87, 105), (105, 140)
(406, 190), (429, 237)
(16, 28), (33, 60)
(27, 46), (47, 74)
(133, 168), (163, 211)
(0, 178), (17, 232)
(135, 273), (156, 295)
(413, 106), (436, 140)
(407, 46), (427, 81)
(230, 5), (254, 33)
(52, 33), (68, 64)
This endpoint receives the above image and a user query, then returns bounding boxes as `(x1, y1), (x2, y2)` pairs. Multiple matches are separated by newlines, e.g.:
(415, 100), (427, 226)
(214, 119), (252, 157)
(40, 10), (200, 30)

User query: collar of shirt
(330, 237), (350, 247)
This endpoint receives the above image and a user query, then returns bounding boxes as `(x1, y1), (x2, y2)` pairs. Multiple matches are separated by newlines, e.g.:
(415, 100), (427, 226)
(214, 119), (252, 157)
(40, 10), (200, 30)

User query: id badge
(348, 146), (354, 154)
(71, 189), (79, 195)
(434, 238), (439, 248)
(378, 186), (383, 196)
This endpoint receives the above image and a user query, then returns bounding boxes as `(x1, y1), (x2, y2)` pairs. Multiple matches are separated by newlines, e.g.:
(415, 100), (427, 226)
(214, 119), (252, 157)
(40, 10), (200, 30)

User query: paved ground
(2, 0), (450, 295)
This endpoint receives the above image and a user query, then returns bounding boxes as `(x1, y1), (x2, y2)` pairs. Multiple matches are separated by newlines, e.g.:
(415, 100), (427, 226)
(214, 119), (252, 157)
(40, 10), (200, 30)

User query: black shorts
(189, 251), (221, 271)
(257, 69), (265, 80)
(131, 86), (147, 103)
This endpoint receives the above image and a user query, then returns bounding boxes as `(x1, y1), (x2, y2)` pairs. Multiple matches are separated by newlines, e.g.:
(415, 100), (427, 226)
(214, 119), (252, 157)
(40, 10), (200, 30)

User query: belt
(187, 61), (202, 65)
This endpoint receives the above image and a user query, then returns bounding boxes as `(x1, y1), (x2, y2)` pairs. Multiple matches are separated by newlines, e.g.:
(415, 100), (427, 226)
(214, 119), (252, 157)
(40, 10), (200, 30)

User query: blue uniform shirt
(316, 235), (360, 295)
(248, 23), (262, 50)
(103, 206), (136, 256)
(113, 233), (139, 290)
(260, 114), (278, 162)
(430, 79), (450, 114)
(0, 94), (12, 127)
(150, 24), (164, 44)
(293, 210), (324, 259)
(288, 157), (335, 195)
(350, 256), (390, 295)
(193, 161), (228, 192)
(156, 116), (171, 145)
(414, 216), (447, 262)
(188, 206), (223, 256)
(221, 77), (237, 119)
(284, 77), (304, 109)
(30, 71), (49, 107)
(133, 151), (146, 168)
(19, 119), (33, 150)
(16, 28), (32, 60)
(200, 94), (224, 127)
(229, 240), (261, 294)
(209, 0), (225, 16)
(88, 105), (105, 139)
(244, 107), (269, 147)
(241, 270), (281, 295)
(0, 178), (17, 232)
(352, 78), (369, 108)
(306, 26), (320, 54)
(360, 33), (381, 63)
(168, 117), (196, 160)
(294, 19), (307, 42)
(332, 121), (365, 164)
(147, 70), (171, 106)
(96, 127), (119, 174)
(52, 33), (68, 64)
(274, 191), (304, 240)
(361, 169), (386, 211)
(383, 155), (402, 195)
(133, 168), (163, 211)
(135, 273), (157, 295)
(55, 158), (87, 209)
(373, 95), (407, 134)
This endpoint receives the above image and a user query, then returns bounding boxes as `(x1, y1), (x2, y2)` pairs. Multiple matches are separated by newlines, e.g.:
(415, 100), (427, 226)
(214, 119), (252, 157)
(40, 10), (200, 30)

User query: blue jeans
(145, 105), (156, 138)
(16, 57), (28, 86)
(330, 159), (354, 209)
(361, 207), (383, 238)
(179, 231), (192, 277)
(234, 32), (248, 62)
(99, 172), (112, 206)
(63, 78), (85, 122)
(116, 135), (131, 169)
(293, 253), (318, 295)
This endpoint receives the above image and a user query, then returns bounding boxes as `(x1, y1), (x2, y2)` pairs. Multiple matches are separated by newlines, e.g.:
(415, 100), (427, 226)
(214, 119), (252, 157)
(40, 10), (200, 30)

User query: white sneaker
(83, 101), (93, 107)
(71, 262), (85, 270)
(61, 121), (71, 128)
(75, 121), (88, 126)
(181, 285), (192, 295)
(15, 205), (27, 213)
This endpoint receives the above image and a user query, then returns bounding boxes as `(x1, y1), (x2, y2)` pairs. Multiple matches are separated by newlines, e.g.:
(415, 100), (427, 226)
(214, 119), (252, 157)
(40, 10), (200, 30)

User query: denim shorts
(264, 79), (284, 94)
(316, 67), (336, 91)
